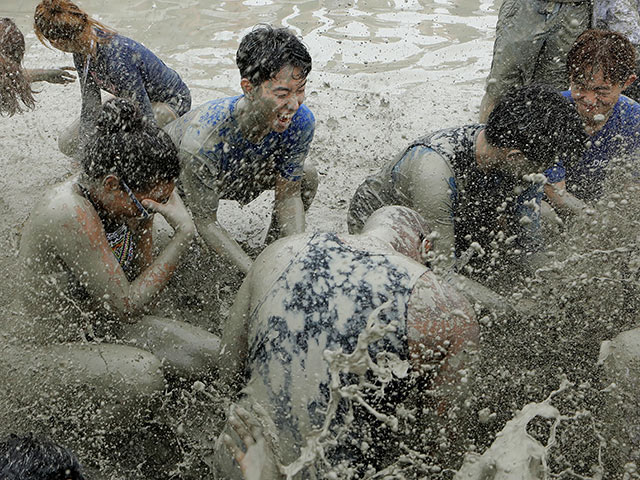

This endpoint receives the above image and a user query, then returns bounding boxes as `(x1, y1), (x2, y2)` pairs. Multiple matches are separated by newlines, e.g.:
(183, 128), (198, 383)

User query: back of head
(236, 25), (312, 86)
(0, 434), (85, 480)
(83, 98), (180, 191)
(485, 84), (588, 172)
(363, 206), (431, 261)
(34, 0), (113, 48)
(568, 29), (636, 85)
(0, 18), (34, 116)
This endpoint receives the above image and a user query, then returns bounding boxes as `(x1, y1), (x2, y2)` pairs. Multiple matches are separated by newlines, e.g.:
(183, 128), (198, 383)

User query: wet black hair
(485, 84), (588, 172)
(236, 25), (312, 86)
(82, 98), (181, 192)
(0, 434), (85, 480)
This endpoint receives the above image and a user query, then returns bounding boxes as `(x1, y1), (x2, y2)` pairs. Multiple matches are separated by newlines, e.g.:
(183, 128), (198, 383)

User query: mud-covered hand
(224, 406), (283, 480)
(142, 191), (196, 236)
(41, 67), (76, 84)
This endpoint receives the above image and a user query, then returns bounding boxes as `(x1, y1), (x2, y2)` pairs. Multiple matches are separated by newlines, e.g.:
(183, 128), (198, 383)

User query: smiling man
(544, 29), (640, 215)
(164, 26), (317, 273)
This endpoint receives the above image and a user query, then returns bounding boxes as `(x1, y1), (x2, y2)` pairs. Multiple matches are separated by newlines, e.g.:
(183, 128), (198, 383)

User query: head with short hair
(82, 98), (180, 191)
(34, 0), (114, 54)
(485, 84), (588, 172)
(567, 29), (636, 85)
(0, 18), (35, 116)
(0, 433), (85, 480)
(236, 25), (312, 87)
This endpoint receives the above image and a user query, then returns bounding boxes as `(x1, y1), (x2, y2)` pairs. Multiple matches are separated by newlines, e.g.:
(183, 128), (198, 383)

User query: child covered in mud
(543, 29), (640, 217)
(347, 85), (587, 283)
(33, 0), (191, 156)
(164, 25), (318, 274)
(213, 206), (479, 479)
(0, 17), (74, 116)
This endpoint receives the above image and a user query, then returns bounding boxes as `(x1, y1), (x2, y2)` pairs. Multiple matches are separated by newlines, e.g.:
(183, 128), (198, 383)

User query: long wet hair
(0, 433), (85, 480)
(0, 18), (35, 116)
(83, 98), (180, 192)
(34, 0), (115, 56)
(236, 25), (312, 86)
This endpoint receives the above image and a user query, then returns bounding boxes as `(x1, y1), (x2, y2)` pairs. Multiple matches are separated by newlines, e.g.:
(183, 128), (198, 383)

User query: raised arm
(50, 190), (195, 321)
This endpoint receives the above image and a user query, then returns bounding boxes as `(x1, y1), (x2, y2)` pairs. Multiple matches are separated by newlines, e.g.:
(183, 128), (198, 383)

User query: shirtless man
(165, 25), (317, 274)
(213, 206), (479, 479)
(348, 85), (587, 280)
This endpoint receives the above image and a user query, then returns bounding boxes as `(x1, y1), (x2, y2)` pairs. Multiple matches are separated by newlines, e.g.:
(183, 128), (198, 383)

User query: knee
(301, 162), (318, 211)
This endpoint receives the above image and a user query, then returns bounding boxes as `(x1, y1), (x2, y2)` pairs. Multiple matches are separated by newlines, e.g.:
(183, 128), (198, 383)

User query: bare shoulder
(408, 271), (476, 331)
(21, 179), (97, 244)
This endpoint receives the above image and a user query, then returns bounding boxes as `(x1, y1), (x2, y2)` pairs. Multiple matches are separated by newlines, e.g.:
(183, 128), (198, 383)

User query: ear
(240, 78), (254, 98)
(623, 74), (638, 92)
(102, 174), (120, 191)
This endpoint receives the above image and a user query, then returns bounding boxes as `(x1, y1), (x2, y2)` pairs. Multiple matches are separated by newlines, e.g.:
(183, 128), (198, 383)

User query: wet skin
(570, 69), (636, 134)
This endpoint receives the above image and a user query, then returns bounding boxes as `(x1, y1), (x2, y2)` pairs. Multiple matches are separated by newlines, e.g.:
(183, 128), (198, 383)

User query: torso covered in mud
(165, 95), (314, 206)
(240, 232), (467, 471)
(16, 180), (134, 344)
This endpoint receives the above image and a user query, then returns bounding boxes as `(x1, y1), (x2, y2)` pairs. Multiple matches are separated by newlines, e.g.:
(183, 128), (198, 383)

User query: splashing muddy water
(1, 0), (638, 479)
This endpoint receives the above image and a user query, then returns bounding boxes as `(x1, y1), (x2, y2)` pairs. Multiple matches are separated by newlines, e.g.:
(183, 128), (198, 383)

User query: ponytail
(0, 19), (35, 116)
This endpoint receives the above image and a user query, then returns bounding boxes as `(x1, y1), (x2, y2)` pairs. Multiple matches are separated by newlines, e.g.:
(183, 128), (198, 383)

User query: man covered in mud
(348, 85), (587, 282)
(544, 30), (640, 217)
(213, 206), (479, 478)
(165, 25), (317, 274)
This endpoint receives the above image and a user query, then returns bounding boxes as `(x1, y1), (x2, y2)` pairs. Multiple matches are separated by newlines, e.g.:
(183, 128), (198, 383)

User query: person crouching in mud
(12, 98), (219, 439)
(213, 206), (479, 479)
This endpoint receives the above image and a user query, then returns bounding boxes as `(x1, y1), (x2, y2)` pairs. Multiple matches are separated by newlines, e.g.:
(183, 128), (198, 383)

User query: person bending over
(544, 29), (640, 217)
(17, 97), (219, 378)
(214, 206), (479, 479)
(34, 0), (191, 156)
(0, 17), (74, 116)
(164, 25), (317, 274)
(348, 85), (587, 282)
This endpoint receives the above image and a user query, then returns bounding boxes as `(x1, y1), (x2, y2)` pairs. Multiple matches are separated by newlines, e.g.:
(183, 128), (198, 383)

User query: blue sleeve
(544, 160), (566, 184)
(75, 53), (102, 142)
(277, 106), (315, 181)
(113, 61), (155, 123)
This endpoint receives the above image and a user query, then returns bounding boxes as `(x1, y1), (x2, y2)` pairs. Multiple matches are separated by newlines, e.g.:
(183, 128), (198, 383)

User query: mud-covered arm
(116, 62), (157, 124)
(543, 181), (588, 217)
(25, 67), (76, 84)
(407, 273), (479, 412)
(274, 174), (305, 237)
(180, 152), (253, 273)
(75, 54), (102, 142)
(52, 191), (195, 321)
(218, 275), (252, 388)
